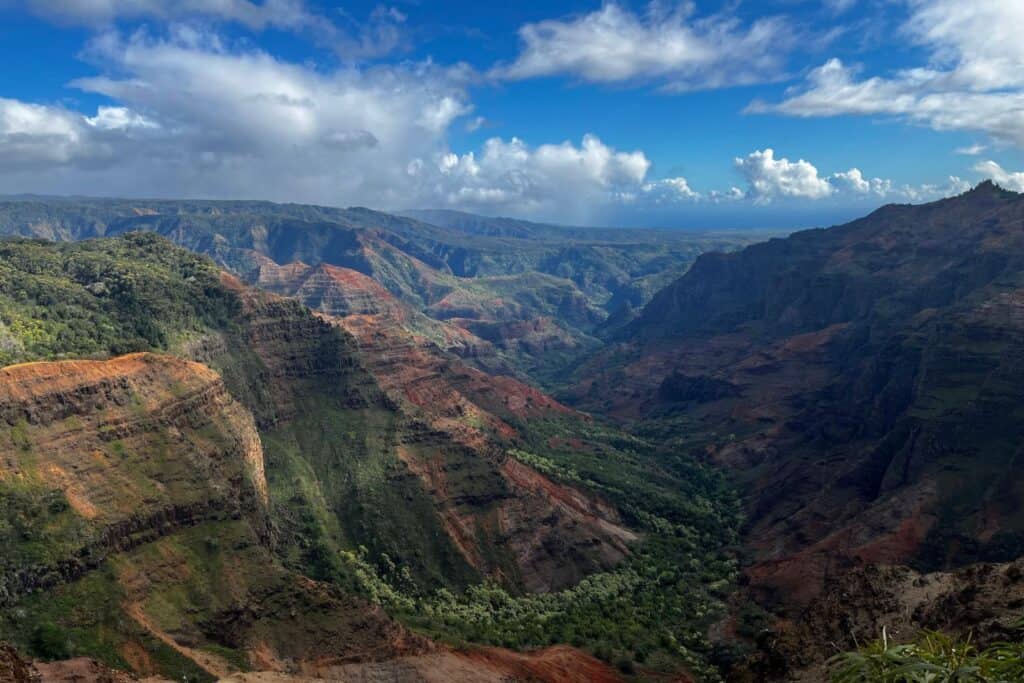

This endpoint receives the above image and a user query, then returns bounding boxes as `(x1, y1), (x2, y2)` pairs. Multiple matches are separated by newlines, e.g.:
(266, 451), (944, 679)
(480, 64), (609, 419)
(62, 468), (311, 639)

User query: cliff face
(247, 259), (498, 363)
(0, 351), (426, 679)
(575, 183), (1024, 606)
(203, 279), (635, 594)
(250, 259), (407, 319)
(242, 250), (600, 384)
(215, 256), (637, 593)
(0, 353), (268, 606)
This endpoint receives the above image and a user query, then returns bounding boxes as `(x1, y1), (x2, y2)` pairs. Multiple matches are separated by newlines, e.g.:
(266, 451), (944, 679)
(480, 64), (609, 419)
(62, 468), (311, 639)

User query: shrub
(29, 623), (71, 660)
(829, 627), (1024, 683)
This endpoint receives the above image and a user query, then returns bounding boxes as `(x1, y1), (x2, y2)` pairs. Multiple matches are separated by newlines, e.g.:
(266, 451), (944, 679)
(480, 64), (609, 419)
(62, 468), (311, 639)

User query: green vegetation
(418, 418), (738, 679)
(313, 415), (745, 680)
(0, 564), (214, 682)
(0, 197), (765, 387)
(0, 480), (92, 570)
(0, 232), (238, 365)
(0, 233), (744, 680)
(261, 401), (482, 592)
(401, 540), (735, 680)
(829, 627), (1024, 682)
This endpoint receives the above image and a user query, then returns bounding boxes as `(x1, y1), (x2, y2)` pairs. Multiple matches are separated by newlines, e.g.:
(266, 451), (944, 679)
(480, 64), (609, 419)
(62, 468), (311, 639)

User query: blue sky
(1, 1), (1023, 228)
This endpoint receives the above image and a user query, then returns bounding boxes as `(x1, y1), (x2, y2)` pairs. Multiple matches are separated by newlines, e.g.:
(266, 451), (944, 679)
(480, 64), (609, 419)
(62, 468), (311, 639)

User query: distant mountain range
(0, 197), (765, 384)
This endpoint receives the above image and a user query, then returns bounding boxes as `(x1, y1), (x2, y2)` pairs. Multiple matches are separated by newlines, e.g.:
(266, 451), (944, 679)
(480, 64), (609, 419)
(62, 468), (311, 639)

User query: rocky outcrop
(0, 643), (37, 683)
(250, 260), (406, 319)
(244, 260), (499, 364)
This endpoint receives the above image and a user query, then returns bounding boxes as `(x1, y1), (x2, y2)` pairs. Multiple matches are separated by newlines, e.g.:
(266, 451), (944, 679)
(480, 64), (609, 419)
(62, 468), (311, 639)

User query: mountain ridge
(0, 197), (764, 385)
(564, 182), (1024, 677)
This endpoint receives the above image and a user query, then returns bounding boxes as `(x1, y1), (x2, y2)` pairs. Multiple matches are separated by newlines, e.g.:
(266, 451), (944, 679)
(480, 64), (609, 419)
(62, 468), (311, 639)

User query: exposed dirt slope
(223, 645), (623, 683)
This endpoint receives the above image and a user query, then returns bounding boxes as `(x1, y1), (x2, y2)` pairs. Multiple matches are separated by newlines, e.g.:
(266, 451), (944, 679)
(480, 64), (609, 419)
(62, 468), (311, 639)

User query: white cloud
(494, 2), (794, 91)
(408, 134), (656, 218)
(0, 97), (125, 169)
(896, 176), (971, 201)
(974, 160), (1024, 192)
(0, 29), (473, 205)
(85, 105), (158, 130)
(641, 176), (700, 203)
(708, 186), (745, 203)
(831, 168), (892, 196)
(733, 148), (969, 204)
(0, 30), (679, 223)
(955, 144), (987, 156)
(904, 0), (1024, 91)
(735, 149), (834, 202)
(753, 1), (1024, 148)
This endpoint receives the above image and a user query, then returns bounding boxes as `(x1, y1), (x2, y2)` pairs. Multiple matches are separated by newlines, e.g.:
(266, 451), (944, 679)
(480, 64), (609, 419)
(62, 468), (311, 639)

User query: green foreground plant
(830, 625), (1024, 683)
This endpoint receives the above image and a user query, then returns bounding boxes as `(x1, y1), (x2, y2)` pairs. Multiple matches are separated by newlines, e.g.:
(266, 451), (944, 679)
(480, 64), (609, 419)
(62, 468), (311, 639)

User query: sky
(1, 1), (1024, 229)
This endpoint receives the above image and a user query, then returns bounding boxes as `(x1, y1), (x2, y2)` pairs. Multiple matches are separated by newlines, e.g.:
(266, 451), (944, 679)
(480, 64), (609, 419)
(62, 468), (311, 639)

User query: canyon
(1, 187), (1023, 681)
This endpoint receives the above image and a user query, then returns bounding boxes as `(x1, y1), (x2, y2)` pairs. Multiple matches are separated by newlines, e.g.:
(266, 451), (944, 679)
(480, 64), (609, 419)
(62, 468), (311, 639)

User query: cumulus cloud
(407, 134), (656, 217)
(735, 149), (834, 202)
(0, 97), (152, 170)
(641, 177), (701, 203)
(974, 160), (1024, 192)
(896, 176), (971, 201)
(0, 28), (473, 205)
(0, 29), (688, 223)
(494, 2), (794, 91)
(752, 1), (1024, 148)
(831, 168), (893, 196)
(85, 105), (159, 130)
(734, 148), (967, 204)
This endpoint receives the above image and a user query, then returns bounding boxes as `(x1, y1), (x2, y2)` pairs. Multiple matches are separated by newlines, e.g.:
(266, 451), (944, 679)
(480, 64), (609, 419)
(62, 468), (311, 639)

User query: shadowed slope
(576, 182), (1024, 603)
